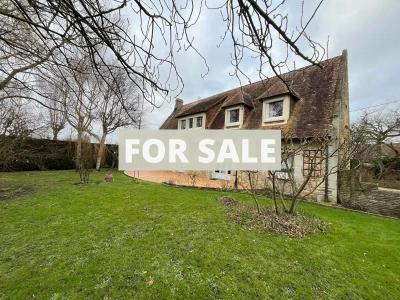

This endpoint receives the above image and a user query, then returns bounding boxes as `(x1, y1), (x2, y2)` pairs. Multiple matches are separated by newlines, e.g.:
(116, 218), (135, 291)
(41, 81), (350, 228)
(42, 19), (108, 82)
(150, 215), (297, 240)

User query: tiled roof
(160, 52), (347, 138)
(256, 80), (299, 101)
(221, 91), (254, 109)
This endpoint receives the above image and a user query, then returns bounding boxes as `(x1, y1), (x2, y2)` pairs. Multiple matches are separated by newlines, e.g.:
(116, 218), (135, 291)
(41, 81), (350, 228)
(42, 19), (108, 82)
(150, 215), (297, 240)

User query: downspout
(324, 144), (329, 202)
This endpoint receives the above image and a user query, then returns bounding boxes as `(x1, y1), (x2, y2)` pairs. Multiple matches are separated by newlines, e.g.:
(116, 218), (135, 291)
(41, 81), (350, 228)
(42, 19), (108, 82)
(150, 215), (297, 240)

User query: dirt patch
(0, 185), (35, 201)
(219, 196), (239, 206)
(219, 197), (327, 238)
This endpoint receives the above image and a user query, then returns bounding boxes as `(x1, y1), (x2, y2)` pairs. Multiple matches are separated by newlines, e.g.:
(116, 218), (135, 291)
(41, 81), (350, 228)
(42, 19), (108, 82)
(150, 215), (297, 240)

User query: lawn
(0, 171), (399, 299)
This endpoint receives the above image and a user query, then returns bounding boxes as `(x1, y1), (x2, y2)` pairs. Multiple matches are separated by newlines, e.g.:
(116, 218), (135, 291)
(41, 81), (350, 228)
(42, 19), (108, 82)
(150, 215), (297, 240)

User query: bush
(219, 197), (328, 238)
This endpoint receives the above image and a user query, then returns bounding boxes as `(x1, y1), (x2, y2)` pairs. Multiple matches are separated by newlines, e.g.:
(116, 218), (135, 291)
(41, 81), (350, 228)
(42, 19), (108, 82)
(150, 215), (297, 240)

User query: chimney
(174, 98), (183, 111)
(342, 49), (348, 59)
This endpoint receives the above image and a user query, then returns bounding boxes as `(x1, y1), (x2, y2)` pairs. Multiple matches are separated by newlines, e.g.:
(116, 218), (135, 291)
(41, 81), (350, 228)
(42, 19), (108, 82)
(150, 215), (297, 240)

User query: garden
(0, 171), (399, 299)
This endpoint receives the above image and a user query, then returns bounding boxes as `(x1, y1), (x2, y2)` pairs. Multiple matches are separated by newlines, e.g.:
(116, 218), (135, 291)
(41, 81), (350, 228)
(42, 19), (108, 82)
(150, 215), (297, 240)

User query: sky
(143, 0), (400, 129)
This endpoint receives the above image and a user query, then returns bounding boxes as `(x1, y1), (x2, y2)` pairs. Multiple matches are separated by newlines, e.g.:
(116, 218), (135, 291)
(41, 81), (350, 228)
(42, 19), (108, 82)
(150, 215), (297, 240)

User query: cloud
(144, 0), (400, 128)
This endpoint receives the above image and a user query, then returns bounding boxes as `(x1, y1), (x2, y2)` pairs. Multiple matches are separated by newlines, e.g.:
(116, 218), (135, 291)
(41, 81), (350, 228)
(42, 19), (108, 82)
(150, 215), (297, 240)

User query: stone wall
(339, 170), (400, 218)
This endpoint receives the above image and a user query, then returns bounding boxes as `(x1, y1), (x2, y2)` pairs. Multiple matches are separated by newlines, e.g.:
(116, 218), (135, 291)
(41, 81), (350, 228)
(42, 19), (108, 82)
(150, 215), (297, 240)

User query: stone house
(160, 50), (350, 202)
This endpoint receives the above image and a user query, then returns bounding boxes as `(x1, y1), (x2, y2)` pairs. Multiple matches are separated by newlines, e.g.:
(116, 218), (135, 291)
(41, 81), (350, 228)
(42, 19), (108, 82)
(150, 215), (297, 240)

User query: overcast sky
(143, 0), (400, 129)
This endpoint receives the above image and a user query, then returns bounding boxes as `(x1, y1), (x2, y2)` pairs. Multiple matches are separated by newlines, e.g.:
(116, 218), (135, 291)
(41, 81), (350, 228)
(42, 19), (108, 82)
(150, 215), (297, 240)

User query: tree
(240, 130), (356, 215)
(0, 100), (46, 170)
(60, 54), (99, 180)
(352, 107), (400, 179)
(39, 79), (68, 140)
(77, 134), (94, 184)
(92, 66), (142, 171)
(1, 0), (326, 109)
(241, 170), (262, 213)
(0, 0), (200, 106)
(218, 0), (326, 88)
(0, 0), (65, 100)
(47, 101), (67, 141)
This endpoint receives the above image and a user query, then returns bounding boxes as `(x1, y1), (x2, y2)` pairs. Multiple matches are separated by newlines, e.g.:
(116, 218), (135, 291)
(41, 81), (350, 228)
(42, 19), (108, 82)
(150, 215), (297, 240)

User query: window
(196, 116), (203, 128)
(303, 150), (323, 177)
(229, 109), (240, 123)
(180, 119), (186, 130)
(179, 114), (205, 130)
(263, 97), (289, 123)
(225, 106), (242, 127)
(268, 100), (283, 118)
(214, 170), (231, 174)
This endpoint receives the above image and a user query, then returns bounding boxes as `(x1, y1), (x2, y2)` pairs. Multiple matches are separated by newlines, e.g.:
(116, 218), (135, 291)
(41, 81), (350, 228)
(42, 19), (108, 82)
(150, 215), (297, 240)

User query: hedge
(0, 137), (118, 171)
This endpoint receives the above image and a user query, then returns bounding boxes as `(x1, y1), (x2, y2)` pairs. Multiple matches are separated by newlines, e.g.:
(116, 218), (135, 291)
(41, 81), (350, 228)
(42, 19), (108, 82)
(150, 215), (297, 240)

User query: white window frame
(262, 95), (290, 124)
(224, 105), (244, 128)
(196, 115), (203, 128)
(180, 119), (186, 130)
(178, 113), (206, 130)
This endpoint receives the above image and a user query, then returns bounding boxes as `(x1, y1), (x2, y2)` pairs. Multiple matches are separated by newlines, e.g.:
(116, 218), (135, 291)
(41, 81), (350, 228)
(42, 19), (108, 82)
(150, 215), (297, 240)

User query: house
(160, 50), (350, 202)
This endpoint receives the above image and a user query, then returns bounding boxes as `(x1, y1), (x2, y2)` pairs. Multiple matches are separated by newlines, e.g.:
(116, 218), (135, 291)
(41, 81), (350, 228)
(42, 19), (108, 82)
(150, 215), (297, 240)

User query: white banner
(118, 129), (281, 171)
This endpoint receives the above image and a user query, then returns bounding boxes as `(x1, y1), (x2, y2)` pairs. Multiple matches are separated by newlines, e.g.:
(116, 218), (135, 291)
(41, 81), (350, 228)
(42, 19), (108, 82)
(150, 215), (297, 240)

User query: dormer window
(262, 96), (290, 124)
(225, 106), (243, 128)
(178, 113), (205, 129)
(268, 100), (284, 119)
(229, 108), (240, 123)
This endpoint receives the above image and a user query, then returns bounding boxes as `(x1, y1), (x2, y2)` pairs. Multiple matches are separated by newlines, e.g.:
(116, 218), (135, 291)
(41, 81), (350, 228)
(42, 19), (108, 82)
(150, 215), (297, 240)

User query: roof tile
(161, 54), (346, 138)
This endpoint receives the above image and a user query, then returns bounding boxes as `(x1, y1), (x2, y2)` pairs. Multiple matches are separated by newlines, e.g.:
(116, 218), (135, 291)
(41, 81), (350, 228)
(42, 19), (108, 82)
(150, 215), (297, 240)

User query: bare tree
(59, 54), (98, 179)
(77, 133), (94, 183)
(47, 101), (67, 141)
(92, 66), (142, 170)
(240, 130), (356, 215)
(274, 131), (358, 214)
(217, 0), (326, 88)
(0, 99), (46, 169)
(352, 107), (400, 179)
(0, 100), (31, 136)
(1, 0), (326, 110)
(243, 170), (262, 213)
(0, 0), (203, 106)
(39, 79), (68, 140)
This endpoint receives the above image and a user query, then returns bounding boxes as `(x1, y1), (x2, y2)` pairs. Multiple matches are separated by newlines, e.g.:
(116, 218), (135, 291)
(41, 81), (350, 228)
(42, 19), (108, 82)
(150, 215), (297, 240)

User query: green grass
(0, 171), (399, 299)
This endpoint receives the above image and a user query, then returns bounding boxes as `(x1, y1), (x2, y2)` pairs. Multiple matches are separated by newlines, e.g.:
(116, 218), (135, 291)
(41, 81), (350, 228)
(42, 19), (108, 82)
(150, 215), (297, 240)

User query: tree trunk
(270, 172), (279, 214)
(52, 129), (59, 141)
(247, 172), (260, 213)
(95, 134), (107, 171)
(76, 130), (83, 169)
(289, 196), (301, 214)
(234, 171), (238, 189)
